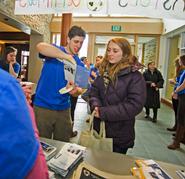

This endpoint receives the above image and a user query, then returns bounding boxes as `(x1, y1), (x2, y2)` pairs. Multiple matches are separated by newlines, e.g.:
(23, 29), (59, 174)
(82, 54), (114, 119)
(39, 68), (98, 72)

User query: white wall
(163, 18), (185, 34)
(158, 36), (170, 98)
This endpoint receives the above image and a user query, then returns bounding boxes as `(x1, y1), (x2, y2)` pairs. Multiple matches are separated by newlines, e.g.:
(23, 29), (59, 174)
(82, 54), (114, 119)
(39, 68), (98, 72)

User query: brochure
(48, 143), (86, 177)
(176, 170), (185, 179)
(58, 59), (90, 94)
(131, 159), (172, 179)
(40, 141), (57, 161)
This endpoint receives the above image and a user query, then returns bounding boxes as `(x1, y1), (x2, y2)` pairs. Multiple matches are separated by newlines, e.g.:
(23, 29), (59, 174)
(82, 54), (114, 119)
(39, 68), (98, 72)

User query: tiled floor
(70, 97), (185, 166)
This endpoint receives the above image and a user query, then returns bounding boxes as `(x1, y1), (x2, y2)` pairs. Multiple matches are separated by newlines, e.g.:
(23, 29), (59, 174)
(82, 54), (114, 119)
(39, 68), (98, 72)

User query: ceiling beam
(0, 11), (31, 35)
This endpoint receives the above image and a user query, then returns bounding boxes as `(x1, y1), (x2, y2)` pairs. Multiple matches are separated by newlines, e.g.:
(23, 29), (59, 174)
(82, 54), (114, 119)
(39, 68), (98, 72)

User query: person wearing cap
(33, 26), (86, 142)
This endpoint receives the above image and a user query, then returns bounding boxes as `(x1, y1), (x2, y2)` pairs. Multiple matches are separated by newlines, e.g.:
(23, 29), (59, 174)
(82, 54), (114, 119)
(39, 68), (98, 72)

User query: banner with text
(108, 0), (185, 20)
(14, 0), (107, 15)
(14, 0), (185, 19)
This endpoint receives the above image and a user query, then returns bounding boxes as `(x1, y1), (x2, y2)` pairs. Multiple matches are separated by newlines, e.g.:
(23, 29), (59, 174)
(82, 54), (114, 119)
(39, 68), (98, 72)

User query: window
(137, 36), (158, 65)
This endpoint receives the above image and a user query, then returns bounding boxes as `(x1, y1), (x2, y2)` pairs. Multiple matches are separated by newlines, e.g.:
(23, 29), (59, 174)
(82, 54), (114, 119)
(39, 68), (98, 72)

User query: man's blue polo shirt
(33, 45), (84, 110)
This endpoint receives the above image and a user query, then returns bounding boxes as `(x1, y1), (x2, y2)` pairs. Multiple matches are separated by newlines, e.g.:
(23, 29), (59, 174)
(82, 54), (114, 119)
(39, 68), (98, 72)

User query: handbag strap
(89, 110), (95, 135)
(89, 111), (106, 138)
(99, 121), (106, 138)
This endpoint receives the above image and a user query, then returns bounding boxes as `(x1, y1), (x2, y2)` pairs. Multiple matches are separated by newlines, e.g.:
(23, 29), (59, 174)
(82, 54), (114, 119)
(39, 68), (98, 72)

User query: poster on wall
(14, 0), (108, 15)
(108, 0), (185, 20)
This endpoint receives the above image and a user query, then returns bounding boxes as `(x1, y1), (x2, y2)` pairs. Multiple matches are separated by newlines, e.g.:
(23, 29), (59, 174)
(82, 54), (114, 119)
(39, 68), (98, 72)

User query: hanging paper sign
(14, 0), (107, 15)
(108, 0), (185, 20)
(14, 0), (185, 20)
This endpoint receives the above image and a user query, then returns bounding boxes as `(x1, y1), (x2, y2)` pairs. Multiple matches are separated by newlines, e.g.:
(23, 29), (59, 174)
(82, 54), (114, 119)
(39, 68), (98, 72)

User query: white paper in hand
(57, 59), (76, 94)
(57, 59), (89, 94)
(59, 86), (74, 94)
(63, 60), (76, 82)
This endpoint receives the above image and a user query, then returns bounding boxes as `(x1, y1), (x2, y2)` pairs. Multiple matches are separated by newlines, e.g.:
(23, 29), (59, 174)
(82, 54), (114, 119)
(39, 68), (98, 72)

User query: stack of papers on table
(48, 143), (86, 177)
(40, 141), (57, 161)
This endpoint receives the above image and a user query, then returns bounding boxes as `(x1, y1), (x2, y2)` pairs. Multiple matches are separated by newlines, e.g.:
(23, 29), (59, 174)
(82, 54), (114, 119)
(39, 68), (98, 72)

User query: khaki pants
(34, 106), (72, 142)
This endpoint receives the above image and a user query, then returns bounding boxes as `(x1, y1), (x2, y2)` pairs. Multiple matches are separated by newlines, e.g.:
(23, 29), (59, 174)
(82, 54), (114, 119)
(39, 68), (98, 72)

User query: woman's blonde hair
(99, 38), (132, 81)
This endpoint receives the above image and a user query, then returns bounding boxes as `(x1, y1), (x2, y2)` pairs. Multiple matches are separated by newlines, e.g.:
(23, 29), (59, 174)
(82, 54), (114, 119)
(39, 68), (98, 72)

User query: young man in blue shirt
(33, 26), (86, 142)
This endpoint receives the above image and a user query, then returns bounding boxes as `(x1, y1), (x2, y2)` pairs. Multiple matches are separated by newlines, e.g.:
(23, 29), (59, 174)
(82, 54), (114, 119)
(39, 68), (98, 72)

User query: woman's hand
(172, 91), (178, 99)
(94, 107), (100, 118)
(151, 83), (156, 87)
(169, 78), (176, 85)
(22, 85), (32, 104)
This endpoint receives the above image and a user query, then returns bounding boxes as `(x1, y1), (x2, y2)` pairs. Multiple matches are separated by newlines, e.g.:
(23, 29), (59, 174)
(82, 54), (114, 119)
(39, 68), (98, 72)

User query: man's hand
(58, 55), (76, 65)
(67, 55), (76, 65)
(66, 81), (83, 97)
(66, 81), (79, 96)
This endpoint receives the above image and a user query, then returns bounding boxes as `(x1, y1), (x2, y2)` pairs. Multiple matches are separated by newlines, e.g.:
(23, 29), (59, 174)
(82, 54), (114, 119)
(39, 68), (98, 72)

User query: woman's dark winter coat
(143, 68), (164, 109)
(89, 67), (146, 149)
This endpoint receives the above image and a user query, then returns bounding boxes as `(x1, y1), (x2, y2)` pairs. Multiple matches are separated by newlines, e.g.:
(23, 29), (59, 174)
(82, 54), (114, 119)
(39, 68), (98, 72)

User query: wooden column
(60, 13), (72, 46)
(87, 33), (96, 63)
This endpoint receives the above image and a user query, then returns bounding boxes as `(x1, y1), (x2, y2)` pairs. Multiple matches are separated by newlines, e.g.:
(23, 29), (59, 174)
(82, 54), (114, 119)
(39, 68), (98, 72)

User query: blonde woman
(89, 38), (146, 154)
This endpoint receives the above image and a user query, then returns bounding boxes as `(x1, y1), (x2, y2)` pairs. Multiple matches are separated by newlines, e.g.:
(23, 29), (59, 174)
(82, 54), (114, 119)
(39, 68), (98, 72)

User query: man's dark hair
(68, 26), (86, 39)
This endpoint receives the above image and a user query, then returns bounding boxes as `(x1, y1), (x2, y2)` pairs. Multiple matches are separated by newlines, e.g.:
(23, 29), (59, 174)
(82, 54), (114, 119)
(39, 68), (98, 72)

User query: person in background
(70, 56), (95, 134)
(89, 38), (146, 154)
(167, 58), (185, 132)
(168, 55), (185, 150)
(0, 68), (48, 179)
(131, 55), (145, 72)
(89, 55), (103, 83)
(143, 61), (164, 123)
(33, 26), (86, 142)
(81, 56), (94, 69)
(83, 55), (103, 123)
(0, 46), (20, 78)
(80, 56), (87, 65)
(70, 57), (86, 132)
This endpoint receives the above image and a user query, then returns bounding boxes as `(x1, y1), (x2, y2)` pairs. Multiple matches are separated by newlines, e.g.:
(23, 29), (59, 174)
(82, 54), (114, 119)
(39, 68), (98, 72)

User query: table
(41, 138), (185, 179)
